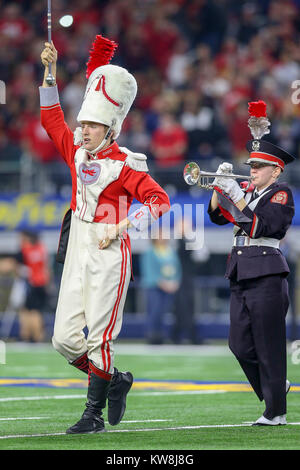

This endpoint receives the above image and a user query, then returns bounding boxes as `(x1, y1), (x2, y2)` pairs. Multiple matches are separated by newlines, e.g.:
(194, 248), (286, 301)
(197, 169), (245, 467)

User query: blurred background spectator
(140, 228), (181, 344)
(0, 230), (51, 341)
(0, 0), (299, 341)
(0, 0), (299, 195)
(16, 230), (50, 342)
(171, 216), (210, 345)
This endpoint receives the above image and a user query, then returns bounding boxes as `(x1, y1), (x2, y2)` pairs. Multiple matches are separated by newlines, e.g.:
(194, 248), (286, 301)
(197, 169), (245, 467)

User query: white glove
(217, 162), (233, 175)
(213, 162), (233, 188)
(217, 178), (244, 204)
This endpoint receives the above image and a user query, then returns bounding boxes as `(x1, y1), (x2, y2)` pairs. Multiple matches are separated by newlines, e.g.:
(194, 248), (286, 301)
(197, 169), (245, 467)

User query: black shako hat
(245, 139), (295, 170)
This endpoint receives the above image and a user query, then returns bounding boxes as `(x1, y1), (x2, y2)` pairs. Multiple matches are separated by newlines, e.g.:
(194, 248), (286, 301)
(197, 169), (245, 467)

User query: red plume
(86, 35), (118, 79)
(248, 100), (267, 118)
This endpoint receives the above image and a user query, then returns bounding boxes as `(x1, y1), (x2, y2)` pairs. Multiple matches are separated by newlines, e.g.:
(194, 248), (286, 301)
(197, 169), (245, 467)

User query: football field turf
(0, 342), (299, 451)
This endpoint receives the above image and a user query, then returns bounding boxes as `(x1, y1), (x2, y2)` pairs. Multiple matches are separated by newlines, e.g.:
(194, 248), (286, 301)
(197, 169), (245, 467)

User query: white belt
(233, 236), (280, 249)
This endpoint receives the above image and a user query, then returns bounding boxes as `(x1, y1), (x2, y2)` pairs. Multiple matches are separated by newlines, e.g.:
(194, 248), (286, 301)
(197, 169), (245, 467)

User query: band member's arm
(236, 189), (295, 239)
(212, 176), (295, 237)
(39, 41), (76, 167)
(41, 41), (57, 88)
(123, 167), (170, 231)
(207, 190), (231, 226)
(99, 168), (170, 250)
(207, 163), (234, 225)
(99, 217), (133, 250)
(210, 190), (219, 211)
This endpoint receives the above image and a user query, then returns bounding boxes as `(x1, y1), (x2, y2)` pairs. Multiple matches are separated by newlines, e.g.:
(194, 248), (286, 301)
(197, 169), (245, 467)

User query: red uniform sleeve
(122, 166), (170, 219)
(39, 86), (77, 167)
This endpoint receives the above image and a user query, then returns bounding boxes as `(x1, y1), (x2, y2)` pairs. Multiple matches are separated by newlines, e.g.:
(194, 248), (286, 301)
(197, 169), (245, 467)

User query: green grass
(0, 342), (299, 450)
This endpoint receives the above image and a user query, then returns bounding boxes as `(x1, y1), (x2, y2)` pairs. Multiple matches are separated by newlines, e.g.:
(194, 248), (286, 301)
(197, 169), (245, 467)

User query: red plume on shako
(248, 100), (267, 118)
(75, 34), (138, 154)
(245, 100), (295, 169)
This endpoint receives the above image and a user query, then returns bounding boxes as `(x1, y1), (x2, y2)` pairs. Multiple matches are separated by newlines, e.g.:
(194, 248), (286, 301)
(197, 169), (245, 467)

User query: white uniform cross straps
(74, 148), (124, 222)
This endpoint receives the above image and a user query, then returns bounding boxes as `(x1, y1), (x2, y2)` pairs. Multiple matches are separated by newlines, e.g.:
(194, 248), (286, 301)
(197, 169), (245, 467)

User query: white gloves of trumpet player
(213, 162), (244, 204)
(217, 178), (245, 203)
(217, 162), (233, 174)
(213, 162), (232, 187)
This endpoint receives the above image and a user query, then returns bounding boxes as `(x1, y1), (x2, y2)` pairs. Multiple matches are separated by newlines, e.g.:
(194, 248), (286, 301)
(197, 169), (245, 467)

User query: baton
(45, 0), (56, 86)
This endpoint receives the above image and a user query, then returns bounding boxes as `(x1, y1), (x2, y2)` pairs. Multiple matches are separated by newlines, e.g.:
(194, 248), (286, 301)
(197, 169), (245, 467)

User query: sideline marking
(1, 378), (299, 393)
(1, 422), (300, 439)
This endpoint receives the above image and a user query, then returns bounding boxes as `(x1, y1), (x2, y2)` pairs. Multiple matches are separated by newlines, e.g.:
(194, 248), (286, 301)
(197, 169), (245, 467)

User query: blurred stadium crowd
(1, 0), (300, 342)
(0, 0), (300, 193)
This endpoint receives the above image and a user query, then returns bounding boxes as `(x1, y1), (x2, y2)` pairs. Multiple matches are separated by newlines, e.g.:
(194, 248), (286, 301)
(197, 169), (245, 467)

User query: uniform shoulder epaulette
(120, 146), (149, 172)
(276, 182), (291, 190)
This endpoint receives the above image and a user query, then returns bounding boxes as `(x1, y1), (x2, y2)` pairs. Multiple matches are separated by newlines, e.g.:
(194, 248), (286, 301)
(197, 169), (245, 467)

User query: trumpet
(183, 162), (253, 190)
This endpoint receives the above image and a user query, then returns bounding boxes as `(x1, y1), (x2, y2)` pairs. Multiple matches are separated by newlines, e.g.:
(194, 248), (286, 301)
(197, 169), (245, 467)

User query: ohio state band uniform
(40, 35), (170, 434)
(208, 138), (295, 424)
(40, 101), (169, 372)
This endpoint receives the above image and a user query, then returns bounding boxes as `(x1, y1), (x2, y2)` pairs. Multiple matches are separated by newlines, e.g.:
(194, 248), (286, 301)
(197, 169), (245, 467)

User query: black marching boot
(108, 367), (133, 426)
(66, 366), (111, 434)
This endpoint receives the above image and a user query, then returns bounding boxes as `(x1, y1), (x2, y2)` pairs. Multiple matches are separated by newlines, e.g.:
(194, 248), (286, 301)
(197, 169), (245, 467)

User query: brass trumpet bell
(183, 162), (201, 186)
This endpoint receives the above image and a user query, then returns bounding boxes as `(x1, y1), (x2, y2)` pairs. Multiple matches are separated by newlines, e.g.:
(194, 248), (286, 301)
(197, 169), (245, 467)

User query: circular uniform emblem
(79, 162), (101, 185)
(270, 191), (288, 205)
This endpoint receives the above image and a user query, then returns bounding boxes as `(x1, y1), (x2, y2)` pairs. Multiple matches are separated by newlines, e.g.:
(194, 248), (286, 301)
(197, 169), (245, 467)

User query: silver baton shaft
(45, 0), (56, 86)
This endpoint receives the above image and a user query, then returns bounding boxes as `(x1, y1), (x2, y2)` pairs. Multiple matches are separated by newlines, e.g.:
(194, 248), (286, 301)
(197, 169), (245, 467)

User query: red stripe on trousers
(107, 240), (128, 344)
(101, 239), (125, 372)
(104, 239), (126, 372)
(106, 240), (128, 372)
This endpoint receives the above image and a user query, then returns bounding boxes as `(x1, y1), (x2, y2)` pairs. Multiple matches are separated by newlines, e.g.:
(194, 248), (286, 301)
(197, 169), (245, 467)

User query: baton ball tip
(59, 15), (73, 28)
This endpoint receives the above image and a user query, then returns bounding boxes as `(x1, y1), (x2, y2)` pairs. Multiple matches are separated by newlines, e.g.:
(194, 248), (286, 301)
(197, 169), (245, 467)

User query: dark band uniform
(208, 140), (295, 420)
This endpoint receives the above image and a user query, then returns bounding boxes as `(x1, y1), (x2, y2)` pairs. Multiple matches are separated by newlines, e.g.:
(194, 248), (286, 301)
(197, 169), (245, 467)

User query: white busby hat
(77, 35), (137, 142)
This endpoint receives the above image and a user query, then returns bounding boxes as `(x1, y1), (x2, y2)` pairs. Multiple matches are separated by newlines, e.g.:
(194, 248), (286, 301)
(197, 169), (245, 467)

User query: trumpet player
(208, 137), (295, 426)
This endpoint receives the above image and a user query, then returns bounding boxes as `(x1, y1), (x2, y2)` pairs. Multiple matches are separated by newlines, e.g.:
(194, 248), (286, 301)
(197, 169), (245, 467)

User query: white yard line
(4, 342), (232, 356)
(132, 391), (227, 396)
(0, 390), (227, 403)
(0, 432), (66, 439)
(1, 422), (300, 440)
(121, 420), (172, 423)
(0, 394), (86, 402)
(0, 417), (48, 421)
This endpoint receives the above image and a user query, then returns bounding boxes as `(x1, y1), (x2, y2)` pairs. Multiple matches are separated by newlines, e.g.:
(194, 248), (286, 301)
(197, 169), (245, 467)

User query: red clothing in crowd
(151, 122), (187, 168)
(21, 241), (50, 287)
(22, 116), (59, 163)
(143, 19), (179, 74)
(0, 17), (31, 45)
(228, 115), (252, 154)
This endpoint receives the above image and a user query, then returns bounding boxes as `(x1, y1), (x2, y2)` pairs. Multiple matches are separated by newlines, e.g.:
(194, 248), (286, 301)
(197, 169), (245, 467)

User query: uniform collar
(254, 182), (276, 197)
(87, 141), (120, 160)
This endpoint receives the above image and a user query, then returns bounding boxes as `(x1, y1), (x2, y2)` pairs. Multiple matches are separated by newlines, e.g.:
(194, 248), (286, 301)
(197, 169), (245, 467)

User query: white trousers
(52, 213), (131, 374)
